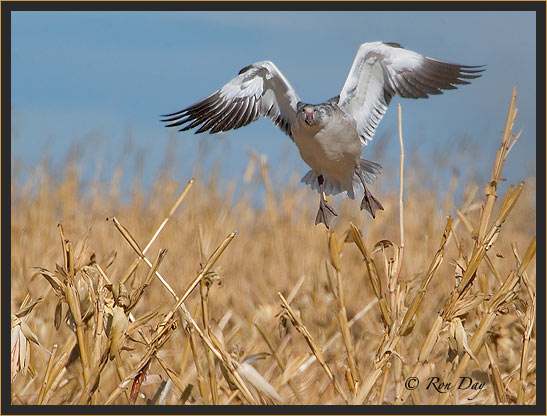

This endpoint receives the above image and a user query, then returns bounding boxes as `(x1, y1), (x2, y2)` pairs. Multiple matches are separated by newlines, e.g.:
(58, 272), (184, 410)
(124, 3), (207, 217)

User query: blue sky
(11, 11), (537, 201)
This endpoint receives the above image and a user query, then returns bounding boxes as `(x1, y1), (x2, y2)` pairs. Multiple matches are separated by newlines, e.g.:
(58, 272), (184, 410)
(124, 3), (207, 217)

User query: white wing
(338, 41), (484, 145)
(162, 61), (300, 137)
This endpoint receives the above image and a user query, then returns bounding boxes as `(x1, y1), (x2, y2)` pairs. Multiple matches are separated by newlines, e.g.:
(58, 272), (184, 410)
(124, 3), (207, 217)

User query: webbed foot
(315, 198), (338, 229)
(360, 185), (384, 218)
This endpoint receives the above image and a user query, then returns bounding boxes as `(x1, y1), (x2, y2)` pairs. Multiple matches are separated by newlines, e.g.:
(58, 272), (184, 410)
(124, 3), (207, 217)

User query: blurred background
(11, 10), (536, 203)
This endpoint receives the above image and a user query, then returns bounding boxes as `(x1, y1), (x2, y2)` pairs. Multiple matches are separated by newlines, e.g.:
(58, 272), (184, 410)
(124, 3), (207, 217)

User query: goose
(162, 41), (483, 228)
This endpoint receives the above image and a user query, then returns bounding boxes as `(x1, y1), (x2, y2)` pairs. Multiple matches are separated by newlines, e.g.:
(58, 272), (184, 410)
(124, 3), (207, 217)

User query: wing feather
(338, 41), (484, 145)
(162, 61), (300, 137)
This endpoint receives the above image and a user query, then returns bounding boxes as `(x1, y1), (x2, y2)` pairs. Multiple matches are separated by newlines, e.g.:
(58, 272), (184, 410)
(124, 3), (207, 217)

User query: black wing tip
(383, 41), (404, 49)
(428, 58), (486, 71)
(160, 109), (186, 118)
(172, 124), (205, 133)
(459, 66), (486, 80)
(161, 91), (221, 121)
(460, 65), (486, 73)
(459, 63), (486, 68)
(238, 64), (254, 75)
(161, 114), (188, 123)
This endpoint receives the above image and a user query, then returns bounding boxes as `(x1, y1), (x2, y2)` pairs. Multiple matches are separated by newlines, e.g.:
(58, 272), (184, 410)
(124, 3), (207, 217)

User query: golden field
(10, 90), (536, 405)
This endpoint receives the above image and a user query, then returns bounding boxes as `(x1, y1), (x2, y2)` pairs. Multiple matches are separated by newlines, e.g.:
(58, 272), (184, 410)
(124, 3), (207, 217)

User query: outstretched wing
(337, 41), (484, 145)
(162, 61), (300, 137)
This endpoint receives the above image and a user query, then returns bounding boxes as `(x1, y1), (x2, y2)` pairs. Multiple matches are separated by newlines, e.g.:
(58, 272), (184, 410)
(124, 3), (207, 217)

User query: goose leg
(356, 166), (384, 218)
(315, 175), (338, 229)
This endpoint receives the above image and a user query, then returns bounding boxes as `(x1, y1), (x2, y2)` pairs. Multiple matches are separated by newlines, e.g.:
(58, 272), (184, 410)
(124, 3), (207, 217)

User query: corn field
(11, 88), (536, 405)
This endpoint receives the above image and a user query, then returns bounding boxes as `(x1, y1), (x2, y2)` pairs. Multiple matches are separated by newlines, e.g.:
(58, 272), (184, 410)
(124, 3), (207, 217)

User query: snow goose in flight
(162, 41), (483, 228)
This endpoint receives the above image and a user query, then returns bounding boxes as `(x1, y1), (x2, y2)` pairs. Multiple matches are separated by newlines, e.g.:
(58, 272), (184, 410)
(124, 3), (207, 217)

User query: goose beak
(305, 109), (314, 125)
